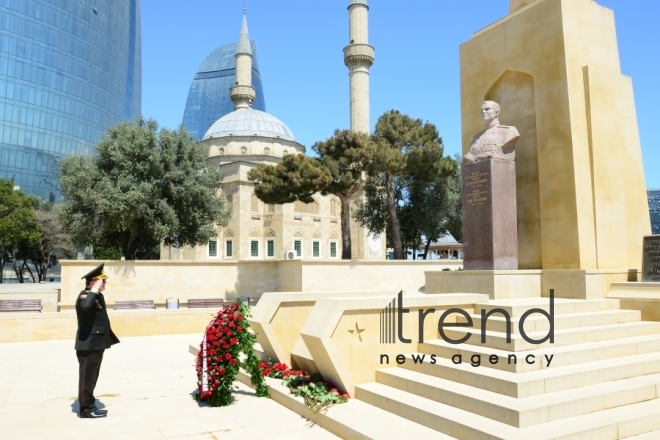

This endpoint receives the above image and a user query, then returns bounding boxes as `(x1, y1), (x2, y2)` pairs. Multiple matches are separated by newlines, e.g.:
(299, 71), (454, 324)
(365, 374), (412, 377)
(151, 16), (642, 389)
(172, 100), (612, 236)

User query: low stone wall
(0, 284), (61, 312)
(297, 260), (463, 294)
(0, 309), (216, 343)
(60, 259), (463, 309)
(60, 260), (278, 308)
(608, 281), (660, 321)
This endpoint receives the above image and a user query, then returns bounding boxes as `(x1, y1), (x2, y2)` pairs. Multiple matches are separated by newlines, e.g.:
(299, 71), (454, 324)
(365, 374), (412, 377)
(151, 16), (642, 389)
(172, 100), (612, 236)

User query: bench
(113, 300), (156, 310)
(187, 299), (225, 309)
(0, 299), (42, 312)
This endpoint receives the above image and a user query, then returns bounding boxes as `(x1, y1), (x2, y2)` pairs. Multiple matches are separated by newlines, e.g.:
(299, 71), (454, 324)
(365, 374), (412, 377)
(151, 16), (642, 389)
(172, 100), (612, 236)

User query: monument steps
(235, 369), (454, 439)
(625, 431), (660, 439)
(372, 368), (660, 428)
(418, 333), (660, 373)
(353, 297), (660, 438)
(461, 308), (642, 333)
(441, 321), (660, 351)
(355, 382), (660, 440)
(398, 351), (660, 398)
(474, 298), (620, 317)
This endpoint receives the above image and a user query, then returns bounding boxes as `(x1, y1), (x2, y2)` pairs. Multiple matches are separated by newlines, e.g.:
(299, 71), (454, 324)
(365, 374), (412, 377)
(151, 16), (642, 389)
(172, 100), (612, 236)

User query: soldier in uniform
(75, 263), (120, 418)
(463, 100), (520, 164)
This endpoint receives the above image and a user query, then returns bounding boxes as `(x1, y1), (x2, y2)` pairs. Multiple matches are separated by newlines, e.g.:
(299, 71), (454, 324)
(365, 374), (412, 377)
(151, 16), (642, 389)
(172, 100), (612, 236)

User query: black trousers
(76, 349), (104, 413)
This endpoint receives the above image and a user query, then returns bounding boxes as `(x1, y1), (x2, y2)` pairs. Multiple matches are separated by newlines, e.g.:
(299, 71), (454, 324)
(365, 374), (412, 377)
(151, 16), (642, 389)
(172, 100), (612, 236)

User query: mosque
(162, 2), (384, 262)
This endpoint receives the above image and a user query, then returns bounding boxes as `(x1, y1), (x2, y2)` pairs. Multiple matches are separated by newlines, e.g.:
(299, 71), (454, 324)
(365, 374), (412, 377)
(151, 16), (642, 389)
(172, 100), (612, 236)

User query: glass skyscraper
(0, 0), (141, 201)
(649, 189), (660, 234)
(182, 41), (266, 141)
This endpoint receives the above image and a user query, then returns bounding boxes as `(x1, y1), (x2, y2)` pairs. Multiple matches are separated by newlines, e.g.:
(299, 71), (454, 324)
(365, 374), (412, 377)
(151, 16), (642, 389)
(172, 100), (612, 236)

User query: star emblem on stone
(348, 322), (365, 342)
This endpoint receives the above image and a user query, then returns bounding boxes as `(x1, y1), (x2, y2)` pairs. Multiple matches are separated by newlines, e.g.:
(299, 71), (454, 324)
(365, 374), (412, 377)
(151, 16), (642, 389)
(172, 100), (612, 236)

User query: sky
(141, 0), (660, 187)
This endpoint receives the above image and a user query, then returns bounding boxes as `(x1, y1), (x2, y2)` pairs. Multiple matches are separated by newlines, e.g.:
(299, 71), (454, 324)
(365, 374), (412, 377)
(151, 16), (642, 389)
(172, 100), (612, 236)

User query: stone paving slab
(0, 334), (339, 440)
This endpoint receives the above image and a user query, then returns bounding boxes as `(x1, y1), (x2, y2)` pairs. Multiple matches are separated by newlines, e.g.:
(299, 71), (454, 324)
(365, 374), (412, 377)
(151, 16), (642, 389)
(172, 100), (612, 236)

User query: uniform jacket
(74, 290), (120, 350)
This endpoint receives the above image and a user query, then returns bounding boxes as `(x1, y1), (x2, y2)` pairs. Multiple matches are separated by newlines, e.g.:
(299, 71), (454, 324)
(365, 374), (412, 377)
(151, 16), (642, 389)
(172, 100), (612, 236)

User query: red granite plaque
(462, 159), (518, 270)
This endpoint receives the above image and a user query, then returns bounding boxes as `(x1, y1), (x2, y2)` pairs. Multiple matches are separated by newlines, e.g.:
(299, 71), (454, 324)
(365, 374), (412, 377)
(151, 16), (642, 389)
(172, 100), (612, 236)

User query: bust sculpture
(462, 101), (519, 165)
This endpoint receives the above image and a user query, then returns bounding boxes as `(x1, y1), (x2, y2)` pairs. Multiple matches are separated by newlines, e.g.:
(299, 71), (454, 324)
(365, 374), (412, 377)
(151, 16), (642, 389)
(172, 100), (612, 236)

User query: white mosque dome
(202, 108), (296, 142)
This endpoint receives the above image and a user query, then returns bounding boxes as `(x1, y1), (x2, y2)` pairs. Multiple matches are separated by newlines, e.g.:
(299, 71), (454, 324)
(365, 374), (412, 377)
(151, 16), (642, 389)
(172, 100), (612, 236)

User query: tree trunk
(0, 249), (5, 283)
(423, 237), (431, 260)
(12, 261), (23, 283)
(123, 233), (135, 260)
(338, 194), (352, 260)
(22, 261), (36, 283)
(31, 259), (43, 282)
(10, 245), (23, 282)
(385, 172), (403, 259)
(40, 261), (48, 282)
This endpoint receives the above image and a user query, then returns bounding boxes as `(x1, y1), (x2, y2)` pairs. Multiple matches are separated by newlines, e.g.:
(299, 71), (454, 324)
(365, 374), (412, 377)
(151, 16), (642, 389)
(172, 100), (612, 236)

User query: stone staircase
(355, 298), (660, 439)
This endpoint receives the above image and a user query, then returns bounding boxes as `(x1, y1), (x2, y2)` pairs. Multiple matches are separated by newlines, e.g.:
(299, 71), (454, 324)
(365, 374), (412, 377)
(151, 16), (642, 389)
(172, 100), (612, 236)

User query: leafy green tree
(0, 179), (39, 283)
(365, 110), (455, 259)
(249, 153), (332, 205)
(312, 130), (370, 259)
(407, 158), (462, 259)
(443, 159), (463, 244)
(248, 130), (370, 259)
(59, 118), (231, 260)
(355, 166), (461, 260)
(26, 205), (75, 282)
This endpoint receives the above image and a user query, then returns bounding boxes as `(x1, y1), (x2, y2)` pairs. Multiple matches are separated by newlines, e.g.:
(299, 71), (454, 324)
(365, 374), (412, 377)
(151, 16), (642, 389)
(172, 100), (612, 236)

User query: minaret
(343, 0), (374, 134)
(230, 6), (255, 110)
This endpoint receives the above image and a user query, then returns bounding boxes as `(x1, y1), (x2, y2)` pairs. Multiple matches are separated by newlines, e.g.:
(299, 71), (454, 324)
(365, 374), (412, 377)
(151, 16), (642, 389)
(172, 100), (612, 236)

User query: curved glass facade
(0, 0), (141, 201)
(182, 41), (266, 141)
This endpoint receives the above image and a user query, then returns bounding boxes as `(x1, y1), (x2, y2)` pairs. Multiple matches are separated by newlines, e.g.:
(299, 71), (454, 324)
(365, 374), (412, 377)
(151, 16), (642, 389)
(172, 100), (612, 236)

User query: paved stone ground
(0, 334), (339, 440)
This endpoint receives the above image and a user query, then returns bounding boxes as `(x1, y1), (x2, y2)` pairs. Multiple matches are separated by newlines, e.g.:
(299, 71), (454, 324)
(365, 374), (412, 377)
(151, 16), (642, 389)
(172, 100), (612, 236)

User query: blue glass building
(0, 0), (141, 201)
(649, 189), (660, 234)
(182, 41), (266, 141)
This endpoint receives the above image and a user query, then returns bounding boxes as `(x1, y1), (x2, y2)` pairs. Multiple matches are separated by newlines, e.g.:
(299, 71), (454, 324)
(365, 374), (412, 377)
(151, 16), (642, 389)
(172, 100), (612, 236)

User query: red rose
(219, 368), (226, 376)
(226, 330), (232, 337)
(237, 326), (243, 332)
(229, 359), (236, 366)
(236, 316), (243, 322)
(229, 322), (236, 328)
(230, 338), (237, 346)
(225, 353), (232, 360)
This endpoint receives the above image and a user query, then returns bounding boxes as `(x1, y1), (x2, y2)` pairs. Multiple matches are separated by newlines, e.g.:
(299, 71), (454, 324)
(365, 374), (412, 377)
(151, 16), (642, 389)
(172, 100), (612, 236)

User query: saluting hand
(90, 280), (104, 293)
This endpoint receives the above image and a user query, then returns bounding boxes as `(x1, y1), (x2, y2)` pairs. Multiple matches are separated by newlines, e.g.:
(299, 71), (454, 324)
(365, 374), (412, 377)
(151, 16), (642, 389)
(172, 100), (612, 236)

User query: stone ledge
(0, 308), (216, 343)
(235, 370), (446, 439)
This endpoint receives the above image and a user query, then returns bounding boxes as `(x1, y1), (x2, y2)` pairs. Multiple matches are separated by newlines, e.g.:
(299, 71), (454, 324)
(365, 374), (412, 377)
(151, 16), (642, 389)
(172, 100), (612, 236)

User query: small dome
(203, 108), (295, 142)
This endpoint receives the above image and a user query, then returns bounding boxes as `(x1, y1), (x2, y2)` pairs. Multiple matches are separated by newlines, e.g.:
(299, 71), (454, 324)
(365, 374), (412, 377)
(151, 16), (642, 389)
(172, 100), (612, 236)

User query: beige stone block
(617, 409), (660, 438)
(425, 270), (541, 299)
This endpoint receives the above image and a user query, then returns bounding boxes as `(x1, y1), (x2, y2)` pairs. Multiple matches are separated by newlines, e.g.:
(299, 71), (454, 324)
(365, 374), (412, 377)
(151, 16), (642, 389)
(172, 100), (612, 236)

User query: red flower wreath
(194, 302), (268, 406)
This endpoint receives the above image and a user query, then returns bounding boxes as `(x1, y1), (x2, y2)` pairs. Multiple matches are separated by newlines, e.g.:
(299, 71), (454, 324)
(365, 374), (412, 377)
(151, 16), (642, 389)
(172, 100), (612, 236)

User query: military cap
(81, 263), (109, 284)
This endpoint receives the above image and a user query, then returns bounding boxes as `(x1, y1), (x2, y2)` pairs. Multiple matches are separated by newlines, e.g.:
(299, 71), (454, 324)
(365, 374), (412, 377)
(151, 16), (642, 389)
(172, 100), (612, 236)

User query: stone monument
(459, 0), (650, 271)
(462, 101), (519, 270)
